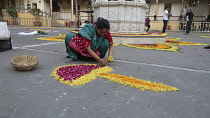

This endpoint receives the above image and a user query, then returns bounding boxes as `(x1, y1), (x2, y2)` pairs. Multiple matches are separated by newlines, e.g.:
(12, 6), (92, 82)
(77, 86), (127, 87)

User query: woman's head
(97, 17), (103, 22)
(165, 6), (169, 10)
(95, 19), (110, 36)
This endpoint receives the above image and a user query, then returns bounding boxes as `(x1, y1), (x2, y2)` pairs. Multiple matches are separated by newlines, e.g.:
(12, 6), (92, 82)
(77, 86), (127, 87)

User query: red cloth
(104, 31), (113, 45)
(68, 35), (100, 57)
(145, 17), (150, 23)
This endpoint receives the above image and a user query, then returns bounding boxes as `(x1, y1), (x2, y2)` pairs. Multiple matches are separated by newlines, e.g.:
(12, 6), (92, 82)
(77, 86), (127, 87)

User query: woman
(65, 18), (114, 66)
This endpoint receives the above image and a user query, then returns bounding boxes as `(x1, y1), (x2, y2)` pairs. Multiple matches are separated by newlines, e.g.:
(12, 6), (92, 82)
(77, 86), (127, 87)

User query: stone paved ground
(0, 27), (210, 118)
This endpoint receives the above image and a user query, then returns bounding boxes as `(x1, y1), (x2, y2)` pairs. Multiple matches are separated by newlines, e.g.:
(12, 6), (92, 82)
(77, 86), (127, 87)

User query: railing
(51, 18), (75, 27)
(1, 17), (209, 32)
(179, 22), (210, 32)
(18, 9), (50, 18)
(52, 12), (72, 19)
(0, 17), (76, 28)
(0, 17), (19, 25)
(149, 16), (207, 22)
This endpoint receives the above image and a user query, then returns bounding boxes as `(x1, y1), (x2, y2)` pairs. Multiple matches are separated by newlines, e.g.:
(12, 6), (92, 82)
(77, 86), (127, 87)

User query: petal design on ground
(34, 37), (64, 41)
(165, 40), (208, 46)
(122, 44), (181, 52)
(99, 73), (179, 92)
(51, 64), (113, 86)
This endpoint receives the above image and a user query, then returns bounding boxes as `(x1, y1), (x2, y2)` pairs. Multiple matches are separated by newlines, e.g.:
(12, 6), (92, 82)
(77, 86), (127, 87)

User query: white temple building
(93, 0), (148, 33)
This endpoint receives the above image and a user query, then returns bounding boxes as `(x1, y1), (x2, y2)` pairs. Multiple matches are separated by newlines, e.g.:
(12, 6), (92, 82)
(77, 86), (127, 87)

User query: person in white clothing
(182, 5), (188, 21)
(162, 6), (172, 33)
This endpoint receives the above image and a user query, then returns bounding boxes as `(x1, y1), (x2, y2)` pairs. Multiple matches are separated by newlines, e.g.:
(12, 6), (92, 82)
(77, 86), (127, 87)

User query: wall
(61, 1), (71, 12)
(150, 21), (179, 30)
(23, 0), (45, 12)
(94, 2), (147, 32)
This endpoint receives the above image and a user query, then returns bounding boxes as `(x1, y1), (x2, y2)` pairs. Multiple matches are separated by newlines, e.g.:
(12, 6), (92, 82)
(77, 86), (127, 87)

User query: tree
(31, 9), (41, 16)
(6, 5), (17, 18)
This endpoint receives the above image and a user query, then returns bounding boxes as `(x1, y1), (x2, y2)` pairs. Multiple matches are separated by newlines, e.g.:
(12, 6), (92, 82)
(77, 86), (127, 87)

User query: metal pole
(155, 0), (159, 21)
(76, 0), (78, 18)
(71, 0), (73, 18)
(50, 0), (52, 18)
(76, 0), (79, 29)
(155, 0), (159, 12)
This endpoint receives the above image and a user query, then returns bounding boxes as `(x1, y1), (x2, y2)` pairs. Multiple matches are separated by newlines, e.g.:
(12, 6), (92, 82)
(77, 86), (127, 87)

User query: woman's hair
(96, 19), (110, 30)
(97, 17), (103, 22)
(165, 6), (169, 10)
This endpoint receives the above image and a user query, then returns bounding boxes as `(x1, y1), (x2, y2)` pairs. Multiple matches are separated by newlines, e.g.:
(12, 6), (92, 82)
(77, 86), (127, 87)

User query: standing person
(162, 6), (172, 33)
(145, 16), (150, 32)
(182, 5), (188, 21)
(184, 8), (194, 34)
(64, 18), (114, 66)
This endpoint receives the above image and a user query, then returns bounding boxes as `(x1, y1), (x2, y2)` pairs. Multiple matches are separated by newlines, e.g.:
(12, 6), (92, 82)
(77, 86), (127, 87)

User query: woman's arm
(106, 44), (114, 63)
(108, 44), (114, 56)
(85, 47), (107, 66)
(104, 31), (114, 57)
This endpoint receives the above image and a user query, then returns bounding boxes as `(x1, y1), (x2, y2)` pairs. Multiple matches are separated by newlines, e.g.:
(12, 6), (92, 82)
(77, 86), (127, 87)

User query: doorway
(32, 3), (37, 9)
(164, 3), (172, 13)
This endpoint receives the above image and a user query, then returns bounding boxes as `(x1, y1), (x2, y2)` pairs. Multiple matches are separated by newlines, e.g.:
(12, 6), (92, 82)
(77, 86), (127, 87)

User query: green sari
(65, 24), (109, 60)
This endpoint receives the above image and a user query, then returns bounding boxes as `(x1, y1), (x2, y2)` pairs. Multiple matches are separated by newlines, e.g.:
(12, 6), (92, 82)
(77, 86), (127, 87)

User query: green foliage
(37, 31), (47, 35)
(6, 5), (17, 18)
(31, 9), (41, 16)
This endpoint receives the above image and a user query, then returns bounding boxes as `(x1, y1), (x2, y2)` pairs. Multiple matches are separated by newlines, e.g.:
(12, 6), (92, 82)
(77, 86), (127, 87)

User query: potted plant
(31, 8), (41, 16)
(31, 9), (41, 26)
(6, 5), (18, 25)
(6, 5), (17, 18)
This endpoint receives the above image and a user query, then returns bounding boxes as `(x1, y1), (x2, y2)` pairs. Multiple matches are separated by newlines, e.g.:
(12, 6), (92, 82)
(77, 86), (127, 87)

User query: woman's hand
(85, 47), (107, 66)
(97, 58), (107, 66)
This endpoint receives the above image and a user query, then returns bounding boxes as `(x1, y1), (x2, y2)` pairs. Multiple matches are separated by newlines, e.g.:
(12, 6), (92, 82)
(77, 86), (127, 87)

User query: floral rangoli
(35, 36), (64, 41)
(51, 64), (179, 92)
(99, 73), (178, 92)
(165, 40), (208, 46)
(122, 43), (181, 52)
(51, 64), (113, 86)
(34, 34), (209, 52)
(200, 36), (210, 38)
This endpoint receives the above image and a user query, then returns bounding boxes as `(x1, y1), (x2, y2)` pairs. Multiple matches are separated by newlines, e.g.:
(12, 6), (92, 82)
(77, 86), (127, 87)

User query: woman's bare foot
(65, 58), (73, 63)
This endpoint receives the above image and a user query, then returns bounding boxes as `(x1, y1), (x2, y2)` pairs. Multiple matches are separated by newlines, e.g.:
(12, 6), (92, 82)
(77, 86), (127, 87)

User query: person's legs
(97, 38), (109, 58)
(146, 24), (150, 32)
(188, 21), (192, 33)
(162, 20), (165, 33)
(162, 20), (168, 33)
(185, 21), (189, 33)
(65, 33), (79, 60)
(186, 21), (192, 34)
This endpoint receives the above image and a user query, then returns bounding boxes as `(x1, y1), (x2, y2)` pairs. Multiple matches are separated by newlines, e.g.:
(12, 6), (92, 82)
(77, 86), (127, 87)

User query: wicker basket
(11, 55), (39, 71)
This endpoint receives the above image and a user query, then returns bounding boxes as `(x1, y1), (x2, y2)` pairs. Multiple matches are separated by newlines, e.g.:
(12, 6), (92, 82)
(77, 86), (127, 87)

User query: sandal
(65, 58), (73, 63)
(204, 45), (210, 49)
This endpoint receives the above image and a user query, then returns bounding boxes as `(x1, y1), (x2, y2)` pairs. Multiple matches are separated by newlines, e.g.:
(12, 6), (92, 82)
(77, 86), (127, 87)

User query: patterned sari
(65, 24), (112, 60)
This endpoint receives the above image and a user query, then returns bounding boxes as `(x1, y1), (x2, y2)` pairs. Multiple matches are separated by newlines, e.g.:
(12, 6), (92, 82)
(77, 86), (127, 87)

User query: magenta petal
(56, 65), (102, 81)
